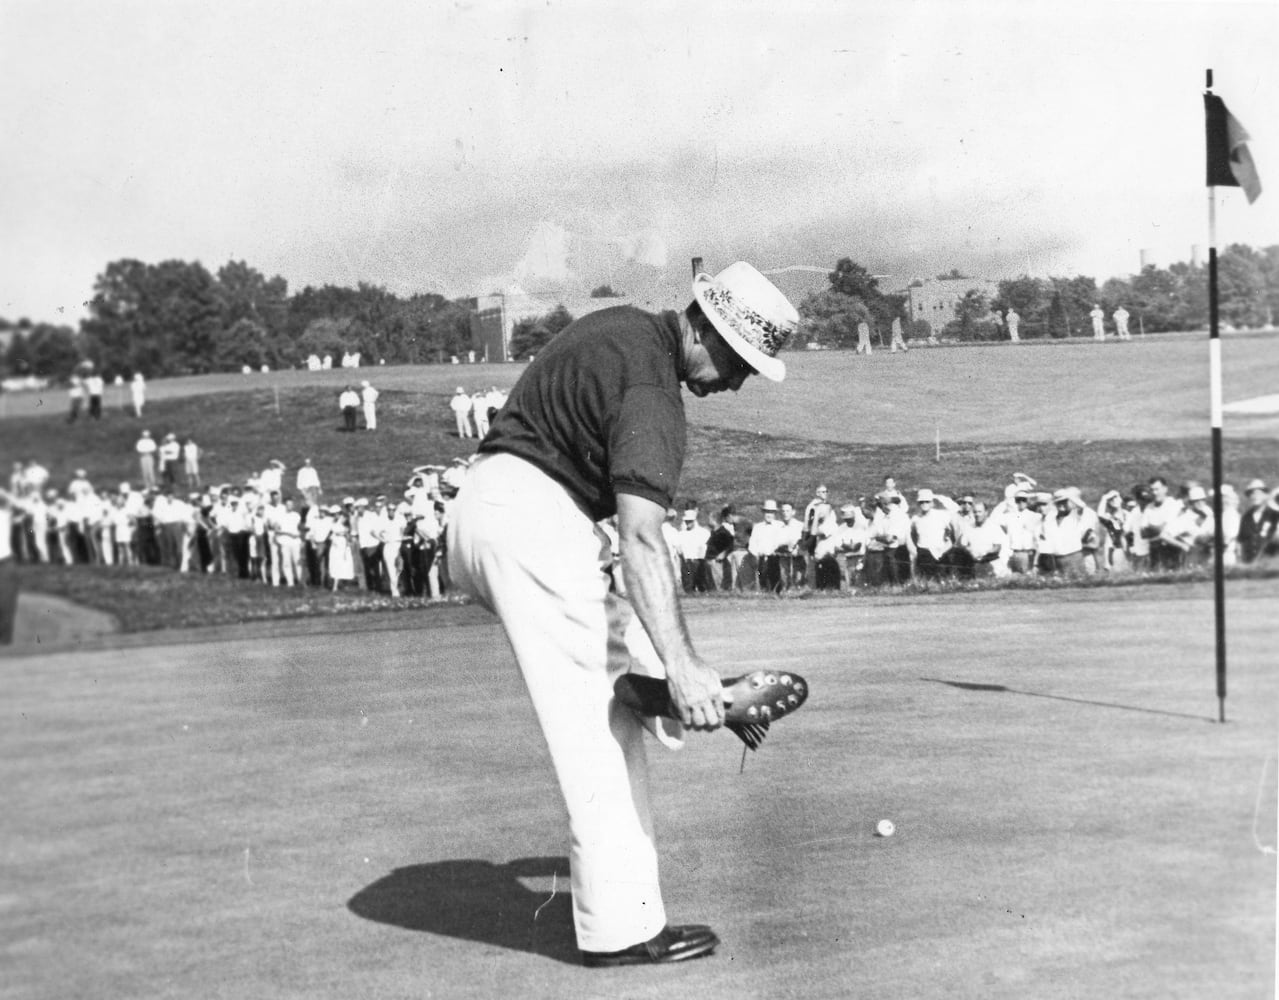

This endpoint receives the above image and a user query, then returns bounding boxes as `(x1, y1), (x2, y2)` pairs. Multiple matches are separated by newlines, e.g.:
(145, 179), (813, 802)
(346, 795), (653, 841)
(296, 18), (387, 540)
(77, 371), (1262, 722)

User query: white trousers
(447, 452), (671, 952)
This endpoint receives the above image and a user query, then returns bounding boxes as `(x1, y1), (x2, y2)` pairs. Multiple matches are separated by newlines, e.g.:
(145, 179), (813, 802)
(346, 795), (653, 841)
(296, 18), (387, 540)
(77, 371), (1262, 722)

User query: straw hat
(692, 262), (798, 382)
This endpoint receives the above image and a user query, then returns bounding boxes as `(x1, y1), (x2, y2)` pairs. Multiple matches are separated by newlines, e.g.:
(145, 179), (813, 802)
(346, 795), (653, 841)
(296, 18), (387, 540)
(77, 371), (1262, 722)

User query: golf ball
(875, 819), (895, 838)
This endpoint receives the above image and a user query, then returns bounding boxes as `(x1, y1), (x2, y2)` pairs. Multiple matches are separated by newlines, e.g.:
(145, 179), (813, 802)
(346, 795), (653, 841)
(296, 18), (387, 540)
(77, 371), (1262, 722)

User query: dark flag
(1204, 93), (1262, 203)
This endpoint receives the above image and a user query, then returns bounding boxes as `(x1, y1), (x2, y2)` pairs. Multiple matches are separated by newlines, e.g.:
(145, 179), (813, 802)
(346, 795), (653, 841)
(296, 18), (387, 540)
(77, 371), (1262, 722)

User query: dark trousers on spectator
(343, 406), (358, 431)
(814, 555), (842, 590)
(232, 532), (251, 579)
(1149, 540), (1184, 572)
(0, 557), (17, 644)
(757, 554), (782, 593)
(361, 545), (384, 593)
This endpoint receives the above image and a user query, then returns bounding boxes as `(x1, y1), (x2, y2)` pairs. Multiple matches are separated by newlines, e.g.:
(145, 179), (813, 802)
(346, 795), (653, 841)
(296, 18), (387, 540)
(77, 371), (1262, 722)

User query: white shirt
(747, 517), (784, 557)
(450, 393), (471, 414)
(296, 465), (321, 491)
(136, 437), (157, 456)
(676, 522), (710, 560)
(910, 507), (955, 557)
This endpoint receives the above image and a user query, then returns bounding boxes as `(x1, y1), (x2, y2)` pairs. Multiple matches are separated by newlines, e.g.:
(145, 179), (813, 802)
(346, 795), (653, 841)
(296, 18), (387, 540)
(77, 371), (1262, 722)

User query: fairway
(3, 584), (1274, 1000)
(4, 330), (1278, 447)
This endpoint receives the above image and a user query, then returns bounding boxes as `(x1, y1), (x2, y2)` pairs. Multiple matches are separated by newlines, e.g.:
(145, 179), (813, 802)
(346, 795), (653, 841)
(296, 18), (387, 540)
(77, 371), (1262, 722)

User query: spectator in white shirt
(676, 506), (711, 593)
(1139, 477), (1185, 571)
(361, 381), (379, 431)
(130, 373), (146, 417)
(910, 489), (956, 581)
(865, 490), (911, 587)
(136, 431), (158, 489)
(295, 459), (322, 509)
(450, 387), (474, 438)
(747, 499), (785, 593)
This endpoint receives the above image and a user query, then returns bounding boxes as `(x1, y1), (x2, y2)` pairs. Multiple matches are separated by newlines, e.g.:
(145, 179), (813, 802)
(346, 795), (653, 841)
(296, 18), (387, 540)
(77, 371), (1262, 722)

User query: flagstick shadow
(920, 678), (1217, 723)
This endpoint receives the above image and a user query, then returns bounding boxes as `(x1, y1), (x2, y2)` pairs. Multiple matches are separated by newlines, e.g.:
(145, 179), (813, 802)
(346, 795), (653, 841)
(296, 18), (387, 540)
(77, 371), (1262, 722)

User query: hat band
(699, 283), (794, 358)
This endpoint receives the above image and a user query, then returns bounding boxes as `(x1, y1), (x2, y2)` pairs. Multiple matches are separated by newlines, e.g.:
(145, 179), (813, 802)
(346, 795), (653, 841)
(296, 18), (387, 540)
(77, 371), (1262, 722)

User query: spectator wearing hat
(159, 433), (181, 487)
(136, 431), (158, 489)
(1038, 488), (1096, 577)
(339, 386), (360, 432)
(676, 505), (711, 593)
(450, 387), (474, 437)
(182, 438), (202, 490)
(1166, 485), (1214, 566)
(865, 490), (910, 586)
(361, 380), (379, 431)
(749, 499), (785, 592)
(1238, 479), (1276, 563)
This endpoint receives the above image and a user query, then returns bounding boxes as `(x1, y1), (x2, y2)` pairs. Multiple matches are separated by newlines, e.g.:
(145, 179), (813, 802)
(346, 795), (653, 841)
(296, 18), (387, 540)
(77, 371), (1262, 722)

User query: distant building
(904, 276), (1000, 332)
(468, 291), (639, 361)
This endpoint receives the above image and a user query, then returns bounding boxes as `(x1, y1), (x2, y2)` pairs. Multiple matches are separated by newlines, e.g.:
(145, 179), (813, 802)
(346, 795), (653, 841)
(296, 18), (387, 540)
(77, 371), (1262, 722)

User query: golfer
(448, 261), (797, 967)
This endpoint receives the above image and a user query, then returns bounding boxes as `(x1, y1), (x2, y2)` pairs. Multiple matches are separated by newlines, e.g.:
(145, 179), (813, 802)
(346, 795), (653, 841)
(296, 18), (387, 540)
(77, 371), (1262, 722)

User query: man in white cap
(450, 387), (473, 438)
(448, 261), (796, 967)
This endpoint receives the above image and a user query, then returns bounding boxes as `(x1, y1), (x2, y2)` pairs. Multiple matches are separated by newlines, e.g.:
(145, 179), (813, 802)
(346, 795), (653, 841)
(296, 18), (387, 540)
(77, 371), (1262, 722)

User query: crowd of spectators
(7, 448), (1278, 603)
(650, 473), (1279, 595)
(6, 447), (472, 600)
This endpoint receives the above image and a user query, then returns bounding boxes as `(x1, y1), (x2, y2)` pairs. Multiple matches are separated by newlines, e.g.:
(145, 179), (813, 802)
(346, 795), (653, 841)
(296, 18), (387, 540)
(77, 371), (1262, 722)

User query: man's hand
(665, 656), (726, 731)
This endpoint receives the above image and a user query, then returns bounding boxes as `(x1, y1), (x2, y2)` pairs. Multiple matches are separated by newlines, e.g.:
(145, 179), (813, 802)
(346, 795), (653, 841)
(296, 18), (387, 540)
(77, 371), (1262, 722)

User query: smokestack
(691, 257), (703, 278)
(1139, 248), (1158, 271)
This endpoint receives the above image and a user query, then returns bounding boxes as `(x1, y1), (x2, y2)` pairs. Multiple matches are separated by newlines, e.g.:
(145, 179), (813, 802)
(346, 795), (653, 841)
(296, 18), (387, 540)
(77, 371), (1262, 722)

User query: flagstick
(1206, 68), (1228, 724)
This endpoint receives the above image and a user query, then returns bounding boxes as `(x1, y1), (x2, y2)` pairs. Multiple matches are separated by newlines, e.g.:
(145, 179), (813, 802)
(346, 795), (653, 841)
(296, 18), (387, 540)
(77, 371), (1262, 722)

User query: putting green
(2, 582), (1273, 999)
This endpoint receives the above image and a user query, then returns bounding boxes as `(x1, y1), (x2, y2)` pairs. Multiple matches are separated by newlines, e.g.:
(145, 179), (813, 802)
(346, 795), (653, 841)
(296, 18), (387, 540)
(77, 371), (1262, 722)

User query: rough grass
(4, 332), (1277, 632)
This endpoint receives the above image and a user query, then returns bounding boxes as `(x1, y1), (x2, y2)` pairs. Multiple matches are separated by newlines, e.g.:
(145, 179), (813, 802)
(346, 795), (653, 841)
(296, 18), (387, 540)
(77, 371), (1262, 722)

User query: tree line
(796, 244), (1279, 347)
(2, 258), (475, 380)
(5, 245), (1278, 379)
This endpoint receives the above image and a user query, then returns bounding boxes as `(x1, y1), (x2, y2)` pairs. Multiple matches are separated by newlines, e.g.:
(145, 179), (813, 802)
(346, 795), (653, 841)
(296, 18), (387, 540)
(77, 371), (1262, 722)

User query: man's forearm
(620, 529), (697, 676)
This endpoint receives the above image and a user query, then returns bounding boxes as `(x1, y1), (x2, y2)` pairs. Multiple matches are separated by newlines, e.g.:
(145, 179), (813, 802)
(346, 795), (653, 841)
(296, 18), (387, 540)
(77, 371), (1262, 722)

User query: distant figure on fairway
(361, 380), (379, 431)
(889, 317), (908, 353)
(136, 431), (158, 488)
(67, 375), (85, 422)
(339, 386), (360, 432)
(182, 438), (201, 489)
(1090, 304), (1106, 341)
(450, 387), (474, 437)
(1005, 308), (1021, 343)
(855, 321), (872, 354)
(130, 373), (146, 417)
(85, 371), (105, 419)
(1113, 306), (1131, 341)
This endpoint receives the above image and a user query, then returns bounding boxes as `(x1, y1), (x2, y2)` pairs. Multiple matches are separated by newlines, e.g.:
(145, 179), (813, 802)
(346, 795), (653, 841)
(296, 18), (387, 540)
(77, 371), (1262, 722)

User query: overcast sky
(2, 0), (1277, 322)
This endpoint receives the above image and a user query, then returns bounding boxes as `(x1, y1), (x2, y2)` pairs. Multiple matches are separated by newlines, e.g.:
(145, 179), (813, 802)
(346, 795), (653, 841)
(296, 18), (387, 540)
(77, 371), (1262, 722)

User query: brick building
(905, 276), (1000, 334)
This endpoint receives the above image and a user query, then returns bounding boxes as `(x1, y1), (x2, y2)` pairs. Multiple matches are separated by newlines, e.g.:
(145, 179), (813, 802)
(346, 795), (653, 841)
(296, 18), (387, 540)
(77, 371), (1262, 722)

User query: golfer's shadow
(348, 856), (578, 964)
(922, 678), (1215, 722)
